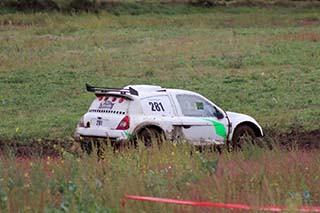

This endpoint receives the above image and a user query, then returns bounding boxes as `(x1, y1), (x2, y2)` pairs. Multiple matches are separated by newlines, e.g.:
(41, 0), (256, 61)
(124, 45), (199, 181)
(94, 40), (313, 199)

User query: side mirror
(215, 110), (224, 120)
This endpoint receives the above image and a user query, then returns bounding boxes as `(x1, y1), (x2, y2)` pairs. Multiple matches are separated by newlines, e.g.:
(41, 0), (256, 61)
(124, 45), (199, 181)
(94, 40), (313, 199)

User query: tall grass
(0, 142), (319, 211)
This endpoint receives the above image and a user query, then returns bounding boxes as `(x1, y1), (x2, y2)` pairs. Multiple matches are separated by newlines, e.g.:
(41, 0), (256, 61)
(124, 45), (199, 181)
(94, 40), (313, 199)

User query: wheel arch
(133, 123), (166, 139)
(231, 121), (263, 139)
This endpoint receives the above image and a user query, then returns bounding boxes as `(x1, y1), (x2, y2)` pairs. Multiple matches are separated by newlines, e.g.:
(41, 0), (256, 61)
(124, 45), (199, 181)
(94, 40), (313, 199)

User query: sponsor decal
(99, 100), (114, 109)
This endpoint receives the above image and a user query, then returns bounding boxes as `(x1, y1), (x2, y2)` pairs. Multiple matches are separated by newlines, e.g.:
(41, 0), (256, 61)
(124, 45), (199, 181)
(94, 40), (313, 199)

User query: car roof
(123, 85), (199, 99)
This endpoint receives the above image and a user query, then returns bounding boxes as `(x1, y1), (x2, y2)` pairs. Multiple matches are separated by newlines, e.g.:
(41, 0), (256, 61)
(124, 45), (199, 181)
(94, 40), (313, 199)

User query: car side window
(176, 94), (217, 117)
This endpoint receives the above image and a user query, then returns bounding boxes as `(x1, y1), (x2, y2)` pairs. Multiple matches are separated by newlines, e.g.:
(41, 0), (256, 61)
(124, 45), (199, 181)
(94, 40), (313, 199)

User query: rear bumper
(74, 127), (129, 142)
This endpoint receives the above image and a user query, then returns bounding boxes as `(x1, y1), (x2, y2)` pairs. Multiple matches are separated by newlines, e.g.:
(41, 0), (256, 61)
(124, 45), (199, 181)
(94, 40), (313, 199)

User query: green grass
(0, 143), (319, 211)
(0, 7), (319, 141)
(0, 6), (319, 211)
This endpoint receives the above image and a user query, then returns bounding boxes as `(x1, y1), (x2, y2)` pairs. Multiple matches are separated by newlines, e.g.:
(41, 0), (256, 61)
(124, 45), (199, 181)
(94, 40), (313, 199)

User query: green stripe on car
(124, 131), (134, 139)
(202, 118), (227, 138)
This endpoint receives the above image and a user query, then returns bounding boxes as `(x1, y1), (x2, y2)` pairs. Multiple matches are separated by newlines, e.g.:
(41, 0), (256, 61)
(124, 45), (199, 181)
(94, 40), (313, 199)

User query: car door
(174, 93), (229, 145)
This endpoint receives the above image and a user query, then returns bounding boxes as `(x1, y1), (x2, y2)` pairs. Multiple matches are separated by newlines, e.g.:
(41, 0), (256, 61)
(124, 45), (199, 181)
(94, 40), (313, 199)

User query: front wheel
(231, 125), (256, 151)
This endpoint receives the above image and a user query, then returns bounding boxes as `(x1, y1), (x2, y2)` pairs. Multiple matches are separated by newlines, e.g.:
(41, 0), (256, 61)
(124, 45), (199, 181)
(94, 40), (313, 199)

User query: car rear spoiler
(86, 83), (139, 97)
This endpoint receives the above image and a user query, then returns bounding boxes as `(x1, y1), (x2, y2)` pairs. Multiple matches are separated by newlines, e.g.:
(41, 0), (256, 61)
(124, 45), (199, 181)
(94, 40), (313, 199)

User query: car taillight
(116, 115), (130, 130)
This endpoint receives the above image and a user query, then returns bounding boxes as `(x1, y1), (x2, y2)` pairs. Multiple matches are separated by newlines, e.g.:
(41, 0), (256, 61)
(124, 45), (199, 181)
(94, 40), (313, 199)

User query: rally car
(74, 83), (263, 150)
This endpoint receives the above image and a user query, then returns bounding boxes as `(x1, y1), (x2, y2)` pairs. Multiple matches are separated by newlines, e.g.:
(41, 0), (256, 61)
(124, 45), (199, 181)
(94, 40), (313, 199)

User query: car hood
(226, 111), (254, 121)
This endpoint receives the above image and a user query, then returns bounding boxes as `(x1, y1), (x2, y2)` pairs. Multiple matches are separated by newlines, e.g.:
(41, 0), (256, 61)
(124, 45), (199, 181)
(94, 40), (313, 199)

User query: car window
(176, 94), (217, 117)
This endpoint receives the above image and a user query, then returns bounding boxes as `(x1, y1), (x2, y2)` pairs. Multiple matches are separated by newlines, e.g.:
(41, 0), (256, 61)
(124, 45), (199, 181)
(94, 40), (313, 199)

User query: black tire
(138, 128), (163, 148)
(231, 125), (256, 151)
(81, 139), (106, 158)
(81, 140), (93, 155)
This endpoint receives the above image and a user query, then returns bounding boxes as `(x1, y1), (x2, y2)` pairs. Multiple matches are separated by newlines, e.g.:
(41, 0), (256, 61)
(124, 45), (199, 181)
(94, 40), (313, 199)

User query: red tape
(122, 194), (320, 212)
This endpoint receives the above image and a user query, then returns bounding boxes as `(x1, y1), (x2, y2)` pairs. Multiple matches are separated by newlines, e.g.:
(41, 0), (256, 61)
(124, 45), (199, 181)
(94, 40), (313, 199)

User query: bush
(1, 0), (319, 12)
(0, 0), (101, 12)
(1, 0), (59, 11)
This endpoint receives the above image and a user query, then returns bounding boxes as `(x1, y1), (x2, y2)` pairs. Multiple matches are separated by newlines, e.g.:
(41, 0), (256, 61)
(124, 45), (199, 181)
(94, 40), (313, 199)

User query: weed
(1, 143), (319, 211)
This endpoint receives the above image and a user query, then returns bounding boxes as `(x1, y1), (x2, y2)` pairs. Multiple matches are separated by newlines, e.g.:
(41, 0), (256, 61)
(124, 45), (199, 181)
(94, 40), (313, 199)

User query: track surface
(0, 129), (319, 157)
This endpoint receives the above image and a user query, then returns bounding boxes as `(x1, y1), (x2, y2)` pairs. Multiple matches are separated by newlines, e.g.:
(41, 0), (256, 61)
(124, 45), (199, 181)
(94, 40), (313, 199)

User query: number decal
(159, 102), (165, 111)
(96, 120), (103, 126)
(149, 102), (165, 112)
(154, 102), (161, 111)
(149, 102), (155, 111)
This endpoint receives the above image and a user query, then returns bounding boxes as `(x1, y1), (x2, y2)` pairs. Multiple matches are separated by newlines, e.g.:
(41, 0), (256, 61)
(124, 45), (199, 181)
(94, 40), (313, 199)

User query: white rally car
(74, 83), (263, 150)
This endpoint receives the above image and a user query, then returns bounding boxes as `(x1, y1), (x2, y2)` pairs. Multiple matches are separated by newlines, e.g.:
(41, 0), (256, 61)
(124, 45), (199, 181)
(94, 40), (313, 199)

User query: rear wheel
(231, 125), (256, 151)
(138, 128), (164, 148)
(81, 140), (93, 155)
(80, 139), (106, 158)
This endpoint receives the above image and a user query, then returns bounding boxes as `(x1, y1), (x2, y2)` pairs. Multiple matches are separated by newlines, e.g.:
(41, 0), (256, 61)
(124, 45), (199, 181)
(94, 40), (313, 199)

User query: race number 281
(149, 102), (165, 112)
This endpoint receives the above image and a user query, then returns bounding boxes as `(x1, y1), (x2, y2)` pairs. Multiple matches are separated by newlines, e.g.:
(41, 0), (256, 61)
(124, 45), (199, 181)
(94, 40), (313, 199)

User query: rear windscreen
(88, 96), (130, 115)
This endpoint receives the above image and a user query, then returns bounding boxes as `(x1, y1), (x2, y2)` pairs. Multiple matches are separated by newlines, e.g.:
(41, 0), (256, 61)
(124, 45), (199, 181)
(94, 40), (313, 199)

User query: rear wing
(86, 83), (139, 97)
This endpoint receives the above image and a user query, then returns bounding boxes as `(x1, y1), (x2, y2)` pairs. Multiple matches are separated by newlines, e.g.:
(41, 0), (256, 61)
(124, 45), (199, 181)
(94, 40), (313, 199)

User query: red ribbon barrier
(122, 194), (320, 212)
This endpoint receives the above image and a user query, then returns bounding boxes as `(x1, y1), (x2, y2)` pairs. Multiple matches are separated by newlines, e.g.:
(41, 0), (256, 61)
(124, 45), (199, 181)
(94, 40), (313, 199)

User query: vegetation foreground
(0, 143), (319, 212)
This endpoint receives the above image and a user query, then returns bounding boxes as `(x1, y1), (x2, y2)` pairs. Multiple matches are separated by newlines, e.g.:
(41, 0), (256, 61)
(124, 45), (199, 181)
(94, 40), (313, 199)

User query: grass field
(0, 5), (320, 212)
(0, 6), (319, 141)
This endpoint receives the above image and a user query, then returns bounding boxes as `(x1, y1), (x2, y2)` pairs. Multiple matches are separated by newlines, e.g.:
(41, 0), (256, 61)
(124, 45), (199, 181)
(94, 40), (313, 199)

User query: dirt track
(274, 129), (320, 149)
(0, 129), (319, 157)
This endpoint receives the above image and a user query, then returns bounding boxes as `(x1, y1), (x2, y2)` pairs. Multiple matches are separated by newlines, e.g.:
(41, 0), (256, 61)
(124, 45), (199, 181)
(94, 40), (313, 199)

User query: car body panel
(75, 84), (263, 146)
